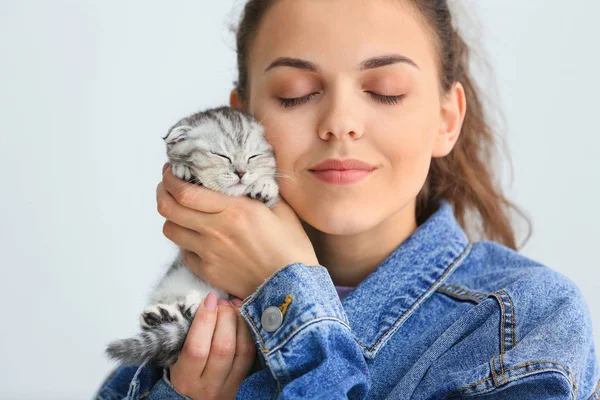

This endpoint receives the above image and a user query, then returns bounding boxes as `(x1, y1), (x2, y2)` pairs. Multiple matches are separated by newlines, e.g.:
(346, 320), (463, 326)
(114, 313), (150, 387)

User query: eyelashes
(278, 92), (406, 108)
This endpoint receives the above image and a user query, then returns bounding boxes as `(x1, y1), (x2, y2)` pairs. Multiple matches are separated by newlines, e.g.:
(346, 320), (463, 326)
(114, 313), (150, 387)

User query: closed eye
(248, 154), (261, 162)
(278, 92), (406, 108)
(210, 152), (232, 163)
(365, 92), (406, 105)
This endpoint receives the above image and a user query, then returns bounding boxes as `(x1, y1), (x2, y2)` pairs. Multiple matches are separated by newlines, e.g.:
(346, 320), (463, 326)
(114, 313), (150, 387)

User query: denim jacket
(95, 200), (600, 399)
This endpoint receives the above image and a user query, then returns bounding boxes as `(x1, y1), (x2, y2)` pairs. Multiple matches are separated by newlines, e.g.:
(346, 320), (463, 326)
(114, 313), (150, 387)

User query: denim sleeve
(236, 262), (371, 399)
(94, 263), (370, 399)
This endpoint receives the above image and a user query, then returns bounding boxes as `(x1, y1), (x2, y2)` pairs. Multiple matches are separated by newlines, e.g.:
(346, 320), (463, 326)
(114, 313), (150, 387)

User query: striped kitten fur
(106, 106), (279, 367)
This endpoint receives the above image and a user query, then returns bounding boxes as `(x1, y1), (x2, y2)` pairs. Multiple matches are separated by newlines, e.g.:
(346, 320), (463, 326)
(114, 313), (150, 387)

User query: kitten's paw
(248, 179), (279, 208)
(182, 291), (203, 318)
(140, 303), (183, 330)
(171, 163), (196, 183)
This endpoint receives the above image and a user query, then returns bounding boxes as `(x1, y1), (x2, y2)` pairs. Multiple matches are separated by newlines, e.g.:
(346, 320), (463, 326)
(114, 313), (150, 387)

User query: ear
(163, 125), (192, 145)
(432, 81), (467, 158)
(229, 89), (248, 111)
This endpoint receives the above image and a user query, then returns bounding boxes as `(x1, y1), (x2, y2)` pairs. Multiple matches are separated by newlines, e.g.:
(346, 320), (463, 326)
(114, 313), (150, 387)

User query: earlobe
(432, 82), (467, 158)
(229, 89), (246, 111)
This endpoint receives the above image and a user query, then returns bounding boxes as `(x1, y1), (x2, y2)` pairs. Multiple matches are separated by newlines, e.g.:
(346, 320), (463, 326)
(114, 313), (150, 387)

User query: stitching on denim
(441, 283), (488, 300)
(276, 350), (290, 383)
(455, 360), (577, 394)
(464, 368), (575, 396)
(490, 289), (516, 377)
(263, 351), (283, 395)
(588, 378), (600, 400)
(494, 292), (506, 356)
(364, 242), (473, 352)
(436, 286), (484, 304)
(490, 356), (497, 382)
(243, 264), (327, 309)
(264, 316), (353, 354)
(498, 289), (516, 349)
(241, 264), (328, 353)
(139, 391), (149, 399)
(502, 289), (517, 349)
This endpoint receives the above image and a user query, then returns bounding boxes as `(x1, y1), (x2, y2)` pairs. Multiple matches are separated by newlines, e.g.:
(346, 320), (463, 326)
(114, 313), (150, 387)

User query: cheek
(377, 110), (437, 173)
(255, 111), (315, 171)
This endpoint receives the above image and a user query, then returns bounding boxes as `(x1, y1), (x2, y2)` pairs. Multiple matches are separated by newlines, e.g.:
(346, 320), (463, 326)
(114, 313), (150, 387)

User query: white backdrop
(1, 1), (598, 398)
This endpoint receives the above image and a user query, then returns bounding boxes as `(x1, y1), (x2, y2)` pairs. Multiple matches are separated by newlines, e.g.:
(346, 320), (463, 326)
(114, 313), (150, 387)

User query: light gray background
(1, 1), (598, 398)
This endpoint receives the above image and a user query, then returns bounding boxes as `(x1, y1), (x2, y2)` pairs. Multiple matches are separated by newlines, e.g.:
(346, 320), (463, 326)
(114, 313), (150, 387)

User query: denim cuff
(239, 263), (351, 354)
(146, 367), (192, 400)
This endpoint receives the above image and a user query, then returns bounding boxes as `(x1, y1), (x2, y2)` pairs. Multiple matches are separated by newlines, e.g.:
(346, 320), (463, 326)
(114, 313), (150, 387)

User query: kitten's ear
(163, 125), (192, 145)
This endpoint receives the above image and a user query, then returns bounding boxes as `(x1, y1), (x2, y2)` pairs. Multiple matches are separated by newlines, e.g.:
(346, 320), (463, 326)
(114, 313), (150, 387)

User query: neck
(304, 198), (418, 287)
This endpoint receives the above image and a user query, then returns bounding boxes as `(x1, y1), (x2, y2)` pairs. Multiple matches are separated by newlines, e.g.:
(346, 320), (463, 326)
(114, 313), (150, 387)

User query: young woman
(95, 0), (600, 398)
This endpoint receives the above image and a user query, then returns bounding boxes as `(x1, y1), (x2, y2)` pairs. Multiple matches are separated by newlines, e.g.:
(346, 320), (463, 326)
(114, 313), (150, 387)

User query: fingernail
(162, 163), (170, 174)
(204, 292), (217, 311)
(230, 298), (243, 307)
(217, 298), (230, 307)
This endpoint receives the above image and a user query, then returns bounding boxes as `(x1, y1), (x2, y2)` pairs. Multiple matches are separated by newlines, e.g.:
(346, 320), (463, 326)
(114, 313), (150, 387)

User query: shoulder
(444, 240), (600, 397)
(449, 240), (583, 303)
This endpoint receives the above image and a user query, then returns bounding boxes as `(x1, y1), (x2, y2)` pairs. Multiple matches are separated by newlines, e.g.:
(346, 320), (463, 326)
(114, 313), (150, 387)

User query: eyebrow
(264, 54), (420, 73)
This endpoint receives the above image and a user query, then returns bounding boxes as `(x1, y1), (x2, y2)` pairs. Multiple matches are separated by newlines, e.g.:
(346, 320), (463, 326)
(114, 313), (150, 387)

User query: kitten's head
(163, 106), (276, 196)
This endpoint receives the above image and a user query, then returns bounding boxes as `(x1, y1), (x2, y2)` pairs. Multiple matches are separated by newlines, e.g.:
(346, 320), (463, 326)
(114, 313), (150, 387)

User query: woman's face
(238, 0), (464, 235)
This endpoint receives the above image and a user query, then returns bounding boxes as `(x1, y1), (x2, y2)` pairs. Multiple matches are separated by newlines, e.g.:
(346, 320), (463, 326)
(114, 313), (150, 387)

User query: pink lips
(308, 158), (377, 185)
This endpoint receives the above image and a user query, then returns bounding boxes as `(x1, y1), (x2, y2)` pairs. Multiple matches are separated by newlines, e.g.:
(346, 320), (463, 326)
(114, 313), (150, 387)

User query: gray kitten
(106, 106), (279, 367)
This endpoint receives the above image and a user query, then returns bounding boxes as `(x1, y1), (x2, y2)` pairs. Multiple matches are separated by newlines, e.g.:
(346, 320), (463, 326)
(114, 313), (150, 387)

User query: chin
(304, 205), (381, 236)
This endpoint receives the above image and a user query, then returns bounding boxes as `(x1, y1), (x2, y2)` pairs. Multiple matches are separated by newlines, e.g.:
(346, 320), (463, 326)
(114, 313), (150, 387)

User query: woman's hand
(156, 163), (319, 299)
(169, 292), (256, 400)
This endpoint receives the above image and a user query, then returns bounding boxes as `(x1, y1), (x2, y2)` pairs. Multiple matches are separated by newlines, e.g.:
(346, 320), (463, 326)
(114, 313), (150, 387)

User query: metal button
(261, 306), (283, 332)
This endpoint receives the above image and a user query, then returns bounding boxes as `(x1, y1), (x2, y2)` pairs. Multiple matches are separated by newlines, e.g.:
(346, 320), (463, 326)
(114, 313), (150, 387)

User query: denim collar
(342, 200), (472, 359)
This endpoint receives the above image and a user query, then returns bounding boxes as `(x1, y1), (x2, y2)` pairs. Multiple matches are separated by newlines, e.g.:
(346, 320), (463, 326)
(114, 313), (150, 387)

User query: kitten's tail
(105, 319), (191, 367)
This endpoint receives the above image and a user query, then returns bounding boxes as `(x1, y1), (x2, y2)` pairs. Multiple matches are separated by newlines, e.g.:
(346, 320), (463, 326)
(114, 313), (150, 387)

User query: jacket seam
(276, 349), (290, 383)
(436, 284), (488, 304)
(263, 316), (353, 354)
(244, 263), (328, 309)
(488, 289), (516, 375)
(499, 289), (516, 352)
(362, 242), (473, 352)
(242, 263), (330, 353)
(454, 359), (577, 397)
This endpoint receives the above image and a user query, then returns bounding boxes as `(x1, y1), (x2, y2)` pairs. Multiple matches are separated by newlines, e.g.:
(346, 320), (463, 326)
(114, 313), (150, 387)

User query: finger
(162, 220), (205, 253)
(163, 167), (243, 213)
(223, 300), (257, 390)
(170, 292), (219, 384)
(201, 299), (238, 388)
(157, 181), (217, 234)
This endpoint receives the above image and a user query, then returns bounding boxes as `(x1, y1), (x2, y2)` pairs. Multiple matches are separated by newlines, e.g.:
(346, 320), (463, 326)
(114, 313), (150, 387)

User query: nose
(317, 89), (364, 141)
(235, 170), (246, 179)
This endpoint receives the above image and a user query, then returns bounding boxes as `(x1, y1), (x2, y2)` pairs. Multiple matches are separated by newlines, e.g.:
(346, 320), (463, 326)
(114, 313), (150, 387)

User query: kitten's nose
(235, 170), (246, 179)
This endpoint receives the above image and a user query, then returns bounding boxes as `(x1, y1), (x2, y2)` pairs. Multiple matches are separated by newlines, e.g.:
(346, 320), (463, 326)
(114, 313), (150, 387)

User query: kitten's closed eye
(248, 154), (261, 162)
(211, 152), (232, 163)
